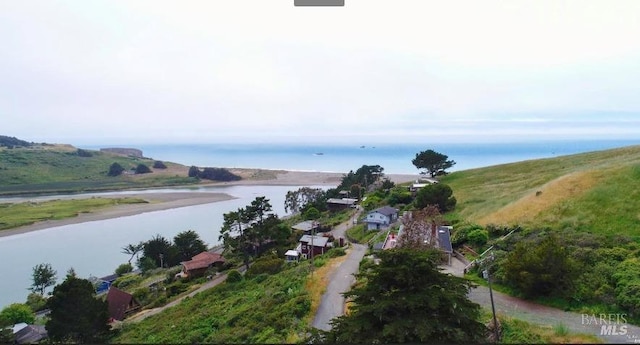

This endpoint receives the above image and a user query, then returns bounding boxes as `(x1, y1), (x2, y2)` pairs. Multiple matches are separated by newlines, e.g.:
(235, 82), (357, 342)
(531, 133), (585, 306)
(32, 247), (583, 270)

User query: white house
(365, 206), (399, 230)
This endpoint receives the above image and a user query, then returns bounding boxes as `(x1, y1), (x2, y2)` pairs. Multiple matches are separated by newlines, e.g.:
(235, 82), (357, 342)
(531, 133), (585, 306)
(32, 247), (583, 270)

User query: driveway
(312, 243), (367, 331)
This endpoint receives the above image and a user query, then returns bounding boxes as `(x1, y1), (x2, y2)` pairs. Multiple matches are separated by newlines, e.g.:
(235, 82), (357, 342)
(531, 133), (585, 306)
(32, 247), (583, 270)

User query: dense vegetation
(0, 135), (32, 148)
(187, 166), (241, 181)
(112, 261), (314, 343)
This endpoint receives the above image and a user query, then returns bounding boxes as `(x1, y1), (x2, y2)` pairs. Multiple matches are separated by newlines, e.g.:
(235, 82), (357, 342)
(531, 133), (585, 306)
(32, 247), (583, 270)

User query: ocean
(85, 139), (640, 174)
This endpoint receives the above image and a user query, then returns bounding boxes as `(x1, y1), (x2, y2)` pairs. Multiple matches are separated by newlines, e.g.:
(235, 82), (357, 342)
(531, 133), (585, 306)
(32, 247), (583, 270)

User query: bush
(107, 162), (125, 176)
(76, 149), (93, 157)
(199, 167), (241, 181)
(115, 263), (134, 276)
(153, 161), (167, 169)
(166, 281), (189, 297)
(135, 164), (152, 174)
(25, 293), (48, 312)
(467, 229), (489, 246)
(113, 274), (143, 290)
(326, 247), (346, 258)
(188, 166), (200, 178)
(226, 270), (243, 283)
(246, 257), (284, 277)
(132, 287), (150, 306)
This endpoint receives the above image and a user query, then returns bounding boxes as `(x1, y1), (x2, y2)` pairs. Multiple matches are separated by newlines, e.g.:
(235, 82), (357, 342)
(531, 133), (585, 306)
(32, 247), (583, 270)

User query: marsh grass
(0, 197), (148, 230)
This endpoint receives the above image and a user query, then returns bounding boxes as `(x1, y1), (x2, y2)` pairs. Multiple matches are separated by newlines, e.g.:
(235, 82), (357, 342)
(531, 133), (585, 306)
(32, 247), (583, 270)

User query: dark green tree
(0, 317), (12, 343)
(46, 273), (111, 343)
(115, 263), (133, 276)
(173, 230), (207, 262)
(188, 166), (200, 178)
(135, 163), (151, 174)
(0, 303), (35, 324)
(502, 233), (577, 298)
(219, 208), (254, 270)
(107, 162), (125, 176)
(338, 165), (384, 191)
(153, 160), (167, 169)
(412, 149), (456, 177)
(30, 263), (57, 295)
(414, 183), (457, 212)
(303, 207), (321, 220)
(322, 248), (485, 343)
(142, 234), (179, 268)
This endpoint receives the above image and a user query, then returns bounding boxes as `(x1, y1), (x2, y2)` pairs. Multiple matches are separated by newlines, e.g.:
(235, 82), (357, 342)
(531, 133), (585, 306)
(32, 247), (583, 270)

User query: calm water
(0, 185), (324, 309)
(85, 140), (640, 173)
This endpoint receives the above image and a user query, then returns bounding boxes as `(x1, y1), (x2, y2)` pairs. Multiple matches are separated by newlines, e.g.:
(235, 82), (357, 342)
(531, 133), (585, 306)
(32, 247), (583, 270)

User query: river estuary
(0, 184), (321, 309)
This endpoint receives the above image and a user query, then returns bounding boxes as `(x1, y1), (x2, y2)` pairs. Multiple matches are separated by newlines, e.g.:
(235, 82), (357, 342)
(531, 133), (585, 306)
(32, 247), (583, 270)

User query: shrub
(135, 164), (151, 174)
(115, 263), (133, 276)
(25, 293), (48, 312)
(188, 166), (200, 178)
(113, 274), (142, 289)
(107, 162), (125, 176)
(199, 167), (241, 181)
(166, 281), (189, 297)
(246, 257), (284, 277)
(153, 161), (167, 169)
(226, 270), (243, 283)
(467, 229), (489, 246)
(76, 149), (93, 157)
(326, 247), (346, 258)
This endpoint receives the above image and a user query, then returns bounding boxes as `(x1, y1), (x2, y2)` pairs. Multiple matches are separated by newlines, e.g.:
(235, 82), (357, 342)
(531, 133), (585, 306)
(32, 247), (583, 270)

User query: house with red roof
(106, 286), (141, 321)
(178, 251), (226, 278)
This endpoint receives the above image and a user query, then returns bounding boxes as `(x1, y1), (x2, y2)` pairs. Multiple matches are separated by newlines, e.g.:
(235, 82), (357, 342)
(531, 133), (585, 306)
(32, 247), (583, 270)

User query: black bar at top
(295, 0), (344, 6)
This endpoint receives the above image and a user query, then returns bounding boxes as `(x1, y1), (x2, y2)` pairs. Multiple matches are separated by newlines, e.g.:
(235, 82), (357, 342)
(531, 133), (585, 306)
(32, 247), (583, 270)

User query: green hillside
(0, 144), (196, 195)
(442, 145), (640, 237)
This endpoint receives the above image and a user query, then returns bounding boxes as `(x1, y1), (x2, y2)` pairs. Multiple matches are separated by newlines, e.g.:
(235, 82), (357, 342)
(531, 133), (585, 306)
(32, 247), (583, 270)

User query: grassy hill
(442, 145), (640, 238)
(0, 144), (196, 195)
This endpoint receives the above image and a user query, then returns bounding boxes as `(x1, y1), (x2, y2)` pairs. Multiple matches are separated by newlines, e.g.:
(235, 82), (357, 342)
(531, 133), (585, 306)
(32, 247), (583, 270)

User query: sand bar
(0, 170), (419, 238)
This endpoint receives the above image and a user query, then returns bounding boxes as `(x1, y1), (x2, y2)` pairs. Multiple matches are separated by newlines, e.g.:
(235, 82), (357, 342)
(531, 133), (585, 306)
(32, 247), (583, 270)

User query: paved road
(329, 207), (362, 241)
(446, 257), (640, 344)
(312, 243), (367, 331)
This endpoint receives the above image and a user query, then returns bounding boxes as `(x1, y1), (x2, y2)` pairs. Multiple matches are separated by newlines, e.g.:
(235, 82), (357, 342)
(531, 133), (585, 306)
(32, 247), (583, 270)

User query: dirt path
(126, 273), (228, 323)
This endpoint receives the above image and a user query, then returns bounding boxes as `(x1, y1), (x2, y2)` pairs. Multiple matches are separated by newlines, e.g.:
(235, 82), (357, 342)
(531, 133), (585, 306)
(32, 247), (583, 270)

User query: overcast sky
(1, 0), (639, 145)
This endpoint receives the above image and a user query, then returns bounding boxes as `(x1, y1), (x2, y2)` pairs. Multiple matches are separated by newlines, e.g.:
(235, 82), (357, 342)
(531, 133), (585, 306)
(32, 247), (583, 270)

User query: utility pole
(483, 252), (499, 342)
(310, 226), (315, 277)
(159, 253), (164, 268)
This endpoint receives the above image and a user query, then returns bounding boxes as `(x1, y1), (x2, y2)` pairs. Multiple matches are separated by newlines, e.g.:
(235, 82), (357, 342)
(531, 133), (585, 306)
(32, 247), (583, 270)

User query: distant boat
(360, 145), (365, 149)
(314, 152), (324, 156)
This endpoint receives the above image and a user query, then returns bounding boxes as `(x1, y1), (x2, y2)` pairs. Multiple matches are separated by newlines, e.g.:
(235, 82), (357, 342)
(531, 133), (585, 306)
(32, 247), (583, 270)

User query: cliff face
(100, 148), (143, 158)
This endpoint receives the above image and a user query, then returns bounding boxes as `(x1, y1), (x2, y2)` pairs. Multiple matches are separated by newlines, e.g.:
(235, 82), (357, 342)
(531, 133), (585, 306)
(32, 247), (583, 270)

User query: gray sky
(2, 0), (639, 145)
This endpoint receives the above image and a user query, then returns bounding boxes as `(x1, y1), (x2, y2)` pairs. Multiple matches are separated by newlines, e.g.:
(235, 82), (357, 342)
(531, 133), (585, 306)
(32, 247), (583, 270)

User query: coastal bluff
(100, 147), (143, 158)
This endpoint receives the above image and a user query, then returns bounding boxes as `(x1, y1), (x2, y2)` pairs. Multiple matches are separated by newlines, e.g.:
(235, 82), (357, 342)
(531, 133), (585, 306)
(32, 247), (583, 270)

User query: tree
(188, 166), (200, 178)
(121, 242), (144, 264)
(303, 207), (321, 220)
(199, 167), (241, 181)
(30, 263), (57, 295)
(338, 165), (385, 192)
(173, 230), (207, 262)
(107, 162), (125, 176)
(153, 160), (167, 169)
(46, 274), (111, 343)
(219, 208), (254, 270)
(397, 205), (444, 249)
(0, 303), (35, 325)
(25, 293), (48, 312)
(322, 248), (486, 343)
(135, 163), (151, 174)
(502, 233), (577, 298)
(414, 183), (457, 212)
(412, 149), (456, 177)
(142, 234), (178, 268)
(284, 187), (325, 214)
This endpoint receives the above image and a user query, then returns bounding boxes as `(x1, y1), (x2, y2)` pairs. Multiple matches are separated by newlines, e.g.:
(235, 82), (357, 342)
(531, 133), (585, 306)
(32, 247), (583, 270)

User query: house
(178, 251), (226, 278)
(95, 273), (118, 294)
(326, 198), (358, 212)
(365, 206), (399, 230)
(292, 220), (319, 234)
(436, 226), (453, 265)
(297, 235), (330, 259)
(408, 178), (438, 192)
(12, 324), (48, 344)
(106, 286), (141, 321)
(284, 250), (300, 263)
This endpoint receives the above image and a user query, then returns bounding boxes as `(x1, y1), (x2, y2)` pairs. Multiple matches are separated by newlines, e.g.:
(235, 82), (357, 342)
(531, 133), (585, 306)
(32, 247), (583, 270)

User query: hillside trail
(447, 256), (640, 344)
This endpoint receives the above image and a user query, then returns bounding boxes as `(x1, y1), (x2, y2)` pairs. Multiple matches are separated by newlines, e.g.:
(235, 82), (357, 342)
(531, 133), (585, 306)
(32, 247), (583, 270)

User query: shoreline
(0, 170), (420, 239)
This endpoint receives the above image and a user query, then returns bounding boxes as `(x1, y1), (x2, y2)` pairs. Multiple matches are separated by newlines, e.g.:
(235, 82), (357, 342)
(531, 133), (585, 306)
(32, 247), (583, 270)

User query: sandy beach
(0, 170), (419, 238)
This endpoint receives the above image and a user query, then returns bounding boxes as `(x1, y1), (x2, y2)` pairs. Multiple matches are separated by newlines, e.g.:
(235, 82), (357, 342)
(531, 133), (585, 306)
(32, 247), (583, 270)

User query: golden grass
(479, 170), (603, 226)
